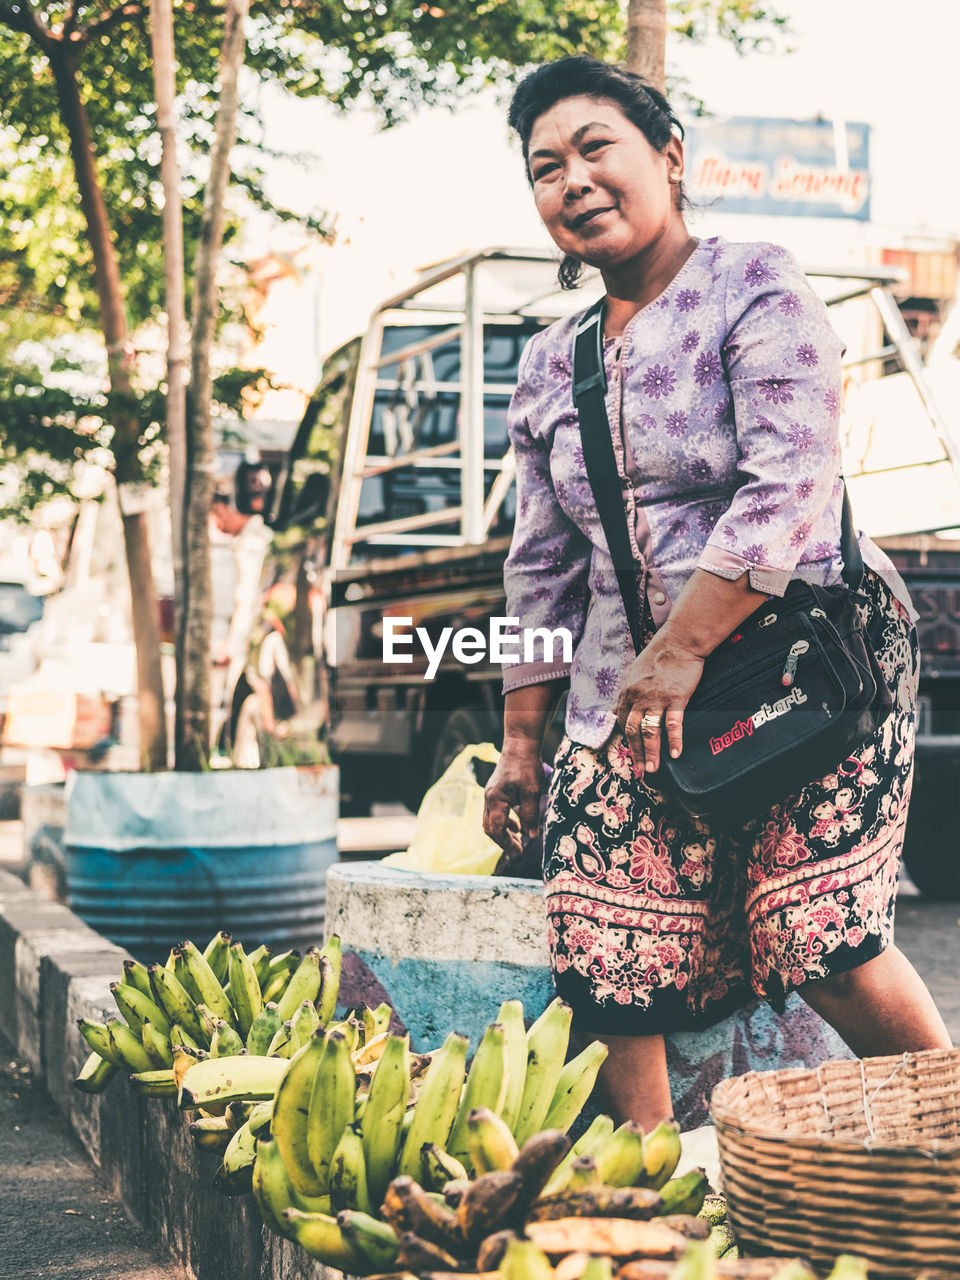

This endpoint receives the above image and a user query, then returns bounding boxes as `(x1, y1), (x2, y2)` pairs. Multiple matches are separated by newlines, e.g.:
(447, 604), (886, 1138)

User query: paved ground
(0, 1034), (181, 1280)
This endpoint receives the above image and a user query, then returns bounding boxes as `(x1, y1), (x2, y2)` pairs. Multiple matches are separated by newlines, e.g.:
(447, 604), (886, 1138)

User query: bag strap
(572, 299), (645, 654)
(572, 297), (865, 625)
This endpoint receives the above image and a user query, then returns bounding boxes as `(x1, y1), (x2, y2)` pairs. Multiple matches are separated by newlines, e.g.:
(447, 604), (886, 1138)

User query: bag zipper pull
(782, 639), (809, 687)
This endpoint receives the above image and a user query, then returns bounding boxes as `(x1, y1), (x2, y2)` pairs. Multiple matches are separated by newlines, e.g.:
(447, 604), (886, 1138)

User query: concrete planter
(64, 765), (339, 962)
(326, 861), (852, 1130)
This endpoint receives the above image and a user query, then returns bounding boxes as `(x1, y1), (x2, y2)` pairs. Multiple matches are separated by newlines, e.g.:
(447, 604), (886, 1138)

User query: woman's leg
(594, 1032), (673, 1130)
(798, 945), (951, 1057)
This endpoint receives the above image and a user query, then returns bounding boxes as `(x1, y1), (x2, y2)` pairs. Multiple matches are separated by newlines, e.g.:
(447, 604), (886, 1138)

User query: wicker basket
(711, 1049), (960, 1276)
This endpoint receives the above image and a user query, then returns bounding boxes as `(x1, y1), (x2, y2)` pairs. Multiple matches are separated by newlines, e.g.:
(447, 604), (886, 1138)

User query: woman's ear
(664, 136), (685, 186)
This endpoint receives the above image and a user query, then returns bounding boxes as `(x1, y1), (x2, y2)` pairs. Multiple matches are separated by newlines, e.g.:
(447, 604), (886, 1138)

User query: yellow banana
(568, 1154), (600, 1188)
(397, 1031), (468, 1181)
(281, 1208), (360, 1270)
(215, 1120), (258, 1195)
(420, 1141), (468, 1192)
(251, 1136), (331, 1237)
(178, 1053), (288, 1110)
(77, 1018), (125, 1068)
(306, 1028), (356, 1193)
(360, 1031), (411, 1205)
(498, 1235), (555, 1280)
(468, 1105), (521, 1173)
(169, 1024), (200, 1052)
(640, 1119), (682, 1189)
(267, 1020), (299, 1059)
(247, 943), (274, 989)
(658, 1169), (710, 1217)
(248, 1100), (274, 1136)
(330, 1123), (373, 1214)
(447, 1022), (508, 1165)
(354, 1030), (389, 1066)
(497, 999), (528, 1133)
(513, 998), (573, 1145)
(227, 942), (263, 1041)
(595, 1121), (647, 1187)
(74, 1051), (117, 1094)
(336, 1210), (400, 1273)
(295, 1000), (321, 1045)
(129, 1069), (177, 1097)
(272, 1031), (328, 1197)
(172, 947), (204, 1006)
(189, 1115), (234, 1152)
(541, 1039), (608, 1134)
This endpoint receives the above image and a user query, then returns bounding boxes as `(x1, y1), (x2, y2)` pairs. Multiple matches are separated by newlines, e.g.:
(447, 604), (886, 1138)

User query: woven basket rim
(710, 1049), (960, 1157)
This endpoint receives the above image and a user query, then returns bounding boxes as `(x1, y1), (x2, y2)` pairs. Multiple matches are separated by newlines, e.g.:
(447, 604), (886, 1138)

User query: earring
(669, 172), (682, 183)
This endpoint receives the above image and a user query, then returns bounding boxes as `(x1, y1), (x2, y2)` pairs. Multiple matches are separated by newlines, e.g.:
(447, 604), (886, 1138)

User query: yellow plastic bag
(382, 742), (502, 876)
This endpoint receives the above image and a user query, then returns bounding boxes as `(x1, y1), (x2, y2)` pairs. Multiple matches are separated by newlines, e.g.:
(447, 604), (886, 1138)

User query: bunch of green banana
(72, 931), (344, 1100)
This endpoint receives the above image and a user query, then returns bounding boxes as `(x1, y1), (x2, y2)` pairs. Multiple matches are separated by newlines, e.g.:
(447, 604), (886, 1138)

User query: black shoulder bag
(572, 298), (893, 827)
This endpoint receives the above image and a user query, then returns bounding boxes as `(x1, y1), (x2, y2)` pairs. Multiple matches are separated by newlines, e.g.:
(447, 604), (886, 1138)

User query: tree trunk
(177, 0), (250, 771)
(149, 0), (188, 657)
(625, 0), (667, 89)
(49, 44), (168, 770)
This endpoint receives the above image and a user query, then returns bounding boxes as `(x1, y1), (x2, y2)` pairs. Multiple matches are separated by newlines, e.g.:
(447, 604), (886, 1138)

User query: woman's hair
(508, 56), (686, 289)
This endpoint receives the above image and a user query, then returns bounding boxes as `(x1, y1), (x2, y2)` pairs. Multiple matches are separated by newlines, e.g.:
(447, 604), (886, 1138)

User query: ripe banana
(529, 1185), (662, 1222)
(272, 1032), (329, 1197)
(202, 930), (232, 985)
(227, 942), (264, 1040)
(397, 1030), (468, 1181)
(181, 940), (238, 1027)
(447, 1022), (508, 1165)
(251, 1136), (330, 1237)
(513, 1129), (573, 1203)
(336, 1210), (400, 1273)
(640, 1119), (682, 1189)
(541, 1040), (609, 1134)
(122, 958), (154, 1000)
(513, 998), (573, 1146)
(215, 1120), (258, 1195)
(477, 1229), (519, 1272)
(383, 1176), (464, 1256)
(107, 1018), (154, 1073)
(307, 1028), (355, 1192)
(276, 948), (324, 1022)
(141, 1021), (174, 1069)
(74, 1051), (117, 1094)
(129, 1069), (178, 1097)
(360, 1031), (411, 1204)
(178, 1053), (289, 1110)
(658, 1169), (710, 1217)
(468, 1105), (521, 1173)
(149, 964), (206, 1044)
(456, 1168), (524, 1244)
(281, 1208), (360, 1270)
(396, 1230), (461, 1273)
(497, 999), (528, 1132)
(420, 1141), (468, 1192)
(111, 982), (171, 1036)
(595, 1121), (647, 1187)
(330, 1123), (373, 1214)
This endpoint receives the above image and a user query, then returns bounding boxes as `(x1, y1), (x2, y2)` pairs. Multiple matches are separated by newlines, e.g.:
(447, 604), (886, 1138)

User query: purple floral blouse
(502, 236), (915, 749)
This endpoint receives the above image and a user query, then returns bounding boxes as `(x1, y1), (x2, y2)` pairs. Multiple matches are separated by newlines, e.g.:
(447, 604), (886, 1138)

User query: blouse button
(652, 590), (667, 606)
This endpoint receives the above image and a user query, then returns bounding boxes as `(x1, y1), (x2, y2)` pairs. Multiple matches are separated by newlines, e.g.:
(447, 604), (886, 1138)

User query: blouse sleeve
(696, 245), (845, 597)
(501, 338), (592, 693)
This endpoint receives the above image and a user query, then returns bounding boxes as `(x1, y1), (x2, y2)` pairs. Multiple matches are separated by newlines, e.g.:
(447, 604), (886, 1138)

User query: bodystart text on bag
(710, 685), (808, 755)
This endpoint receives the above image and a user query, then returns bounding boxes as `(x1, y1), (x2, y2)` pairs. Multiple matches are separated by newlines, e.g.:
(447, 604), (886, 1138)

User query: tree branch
(79, 1), (146, 40)
(0, 0), (56, 48)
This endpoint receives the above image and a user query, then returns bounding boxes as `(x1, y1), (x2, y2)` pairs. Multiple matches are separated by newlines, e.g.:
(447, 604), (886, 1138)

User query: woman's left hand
(614, 632), (706, 773)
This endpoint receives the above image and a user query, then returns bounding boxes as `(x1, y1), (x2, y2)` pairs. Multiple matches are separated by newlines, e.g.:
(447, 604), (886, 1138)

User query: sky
(248, 0), (960, 405)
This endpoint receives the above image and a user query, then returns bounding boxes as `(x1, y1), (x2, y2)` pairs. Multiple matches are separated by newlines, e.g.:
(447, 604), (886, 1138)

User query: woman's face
(527, 95), (684, 268)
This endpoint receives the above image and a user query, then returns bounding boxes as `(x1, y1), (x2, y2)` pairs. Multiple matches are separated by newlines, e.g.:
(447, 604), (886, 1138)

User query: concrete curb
(0, 868), (329, 1280)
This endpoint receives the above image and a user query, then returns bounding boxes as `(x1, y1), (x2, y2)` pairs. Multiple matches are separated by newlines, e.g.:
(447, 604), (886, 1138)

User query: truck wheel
(901, 736), (960, 899)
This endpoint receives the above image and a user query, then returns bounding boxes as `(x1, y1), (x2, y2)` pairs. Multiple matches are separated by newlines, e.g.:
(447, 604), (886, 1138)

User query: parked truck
(224, 247), (960, 895)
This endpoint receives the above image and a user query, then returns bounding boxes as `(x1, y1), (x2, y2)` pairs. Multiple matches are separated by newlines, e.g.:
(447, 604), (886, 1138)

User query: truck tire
(901, 735), (960, 899)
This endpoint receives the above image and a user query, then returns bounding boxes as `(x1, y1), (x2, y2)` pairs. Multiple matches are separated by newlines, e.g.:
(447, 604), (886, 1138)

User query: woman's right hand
(482, 737), (544, 858)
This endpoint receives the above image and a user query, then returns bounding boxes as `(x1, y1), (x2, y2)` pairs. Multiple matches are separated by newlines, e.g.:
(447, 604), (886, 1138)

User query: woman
(482, 56), (950, 1130)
